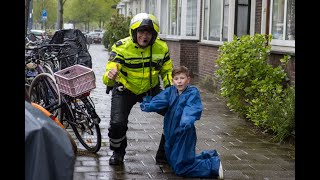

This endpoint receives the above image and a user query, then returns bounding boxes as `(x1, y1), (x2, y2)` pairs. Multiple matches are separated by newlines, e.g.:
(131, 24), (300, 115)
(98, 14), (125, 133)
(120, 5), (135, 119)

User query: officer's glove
(106, 86), (113, 94)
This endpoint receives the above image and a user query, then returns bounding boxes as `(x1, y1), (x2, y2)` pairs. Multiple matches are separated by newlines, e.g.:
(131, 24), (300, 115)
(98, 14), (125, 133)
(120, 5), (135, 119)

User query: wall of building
(166, 40), (199, 80)
(122, 0), (295, 89)
(166, 40), (181, 68)
(198, 44), (220, 81)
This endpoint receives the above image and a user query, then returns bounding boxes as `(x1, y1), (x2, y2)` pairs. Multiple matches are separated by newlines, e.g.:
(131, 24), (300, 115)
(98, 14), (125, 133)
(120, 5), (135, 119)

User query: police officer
(103, 13), (173, 165)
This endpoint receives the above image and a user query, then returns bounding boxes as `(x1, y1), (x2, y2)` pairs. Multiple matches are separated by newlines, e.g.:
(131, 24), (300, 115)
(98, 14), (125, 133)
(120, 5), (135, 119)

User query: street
(70, 44), (295, 180)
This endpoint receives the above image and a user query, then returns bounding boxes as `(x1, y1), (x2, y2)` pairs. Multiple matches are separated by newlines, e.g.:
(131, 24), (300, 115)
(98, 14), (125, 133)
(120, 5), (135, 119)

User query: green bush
(215, 34), (295, 143)
(103, 14), (132, 51)
(267, 86), (295, 142)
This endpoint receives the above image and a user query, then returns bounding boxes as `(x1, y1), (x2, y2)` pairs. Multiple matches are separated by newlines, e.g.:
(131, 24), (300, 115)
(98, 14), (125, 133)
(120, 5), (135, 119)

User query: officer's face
(137, 27), (153, 48)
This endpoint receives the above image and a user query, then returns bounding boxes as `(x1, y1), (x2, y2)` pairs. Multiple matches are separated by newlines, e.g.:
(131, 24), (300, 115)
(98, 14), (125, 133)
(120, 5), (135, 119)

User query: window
(150, 0), (157, 15)
(158, 0), (199, 39)
(160, 0), (168, 34)
(203, 0), (224, 41)
(186, 0), (197, 36)
(202, 0), (252, 43)
(270, 0), (295, 47)
(168, 0), (181, 35)
(235, 0), (251, 37)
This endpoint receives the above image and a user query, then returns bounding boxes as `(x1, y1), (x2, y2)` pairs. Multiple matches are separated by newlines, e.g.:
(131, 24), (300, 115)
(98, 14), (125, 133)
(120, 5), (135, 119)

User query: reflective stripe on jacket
(102, 36), (173, 95)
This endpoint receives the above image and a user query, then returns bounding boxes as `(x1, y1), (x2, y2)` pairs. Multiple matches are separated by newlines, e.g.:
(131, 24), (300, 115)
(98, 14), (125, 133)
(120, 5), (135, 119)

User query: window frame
(269, 0), (295, 47)
(201, 0), (254, 45)
(159, 0), (200, 40)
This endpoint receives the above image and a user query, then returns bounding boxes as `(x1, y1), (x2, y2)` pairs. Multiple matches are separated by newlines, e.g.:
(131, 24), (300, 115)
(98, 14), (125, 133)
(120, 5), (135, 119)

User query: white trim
(196, 0), (201, 39)
(271, 45), (295, 55)
(200, 40), (224, 46)
(141, 0), (146, 12)
(250, 0), (256, 35)
(156, 0), (161, 20)
(271, 39), (295, 47)
(181, 1), (187, 36)
(261, 0), (267, 34)
(228, 0), (235, 41)
(220, 1), (223, 41)
(159, 34), (199, 41)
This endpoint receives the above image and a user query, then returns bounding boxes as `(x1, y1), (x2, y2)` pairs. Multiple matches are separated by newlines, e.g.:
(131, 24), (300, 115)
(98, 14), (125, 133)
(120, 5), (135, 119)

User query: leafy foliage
(102, 14), (132, 51)
(215, 34), (295, 143)
(31, 0), (58, 30)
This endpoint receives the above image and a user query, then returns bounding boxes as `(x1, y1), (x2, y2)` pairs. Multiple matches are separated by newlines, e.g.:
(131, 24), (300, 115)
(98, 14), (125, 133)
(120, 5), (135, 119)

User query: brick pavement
(71, 44), (295, 180)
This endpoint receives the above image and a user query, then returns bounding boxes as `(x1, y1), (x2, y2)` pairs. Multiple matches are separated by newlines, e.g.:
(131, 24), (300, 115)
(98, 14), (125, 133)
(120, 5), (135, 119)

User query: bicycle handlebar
(26, 43), (71, 50)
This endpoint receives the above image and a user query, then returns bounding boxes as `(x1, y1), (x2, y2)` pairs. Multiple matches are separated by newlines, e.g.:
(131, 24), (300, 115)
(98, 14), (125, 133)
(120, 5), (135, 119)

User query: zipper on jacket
(141, 52), (144, 88)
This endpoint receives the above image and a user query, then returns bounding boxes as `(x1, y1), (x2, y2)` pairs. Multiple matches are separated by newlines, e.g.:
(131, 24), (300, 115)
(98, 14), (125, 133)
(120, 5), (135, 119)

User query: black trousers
(108, 83), (166, 153)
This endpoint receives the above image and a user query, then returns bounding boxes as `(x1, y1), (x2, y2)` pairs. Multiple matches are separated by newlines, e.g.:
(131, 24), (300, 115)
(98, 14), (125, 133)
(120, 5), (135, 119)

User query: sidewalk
(72, 44), (295, 179)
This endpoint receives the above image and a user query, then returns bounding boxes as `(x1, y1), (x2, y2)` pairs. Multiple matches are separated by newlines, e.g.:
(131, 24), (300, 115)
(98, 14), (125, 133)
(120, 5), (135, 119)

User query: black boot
(109, 151), (125, 165)
(156, 134), (167, 164)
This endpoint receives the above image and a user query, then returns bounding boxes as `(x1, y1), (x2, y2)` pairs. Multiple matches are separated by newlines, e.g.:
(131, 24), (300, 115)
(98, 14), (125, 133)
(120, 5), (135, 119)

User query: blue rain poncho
(140, 85), (221, 177)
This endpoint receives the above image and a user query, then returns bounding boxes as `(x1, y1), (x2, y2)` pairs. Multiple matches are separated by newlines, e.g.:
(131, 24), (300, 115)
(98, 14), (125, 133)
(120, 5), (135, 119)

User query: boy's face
(173, 73), (190, 94)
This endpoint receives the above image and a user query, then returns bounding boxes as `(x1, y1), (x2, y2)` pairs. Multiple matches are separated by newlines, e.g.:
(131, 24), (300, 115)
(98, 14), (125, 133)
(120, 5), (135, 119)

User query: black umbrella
(25, 101), (75, 180)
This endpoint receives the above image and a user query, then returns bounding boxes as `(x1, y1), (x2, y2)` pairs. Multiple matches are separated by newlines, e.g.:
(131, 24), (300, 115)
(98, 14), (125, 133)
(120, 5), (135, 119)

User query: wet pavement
(70, 44), (295, 180)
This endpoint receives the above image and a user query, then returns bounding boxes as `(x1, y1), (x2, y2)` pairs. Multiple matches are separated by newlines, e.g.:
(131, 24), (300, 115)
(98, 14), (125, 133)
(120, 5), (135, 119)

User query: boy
(140, 66), (224, 179)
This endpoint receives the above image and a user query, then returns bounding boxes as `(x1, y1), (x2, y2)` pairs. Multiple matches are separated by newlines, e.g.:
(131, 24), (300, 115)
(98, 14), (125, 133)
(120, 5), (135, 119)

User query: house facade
(116, 0), (295, 85)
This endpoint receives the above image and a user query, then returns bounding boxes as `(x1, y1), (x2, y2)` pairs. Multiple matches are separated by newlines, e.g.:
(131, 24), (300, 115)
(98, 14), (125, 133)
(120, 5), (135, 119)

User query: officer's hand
(107, 63), (119, 80)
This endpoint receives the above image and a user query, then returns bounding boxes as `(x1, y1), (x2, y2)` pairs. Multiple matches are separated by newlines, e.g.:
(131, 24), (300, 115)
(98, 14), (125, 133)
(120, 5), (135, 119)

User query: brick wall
(198, 44), (220, 80)
(180, 40), (199, 79)
(166, 40), (199, 79)
(166, 41), (181, 68)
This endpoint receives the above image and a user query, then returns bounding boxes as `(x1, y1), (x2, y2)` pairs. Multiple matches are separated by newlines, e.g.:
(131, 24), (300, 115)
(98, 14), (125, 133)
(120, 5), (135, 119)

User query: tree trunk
(25, 0), (31, 35)
(57, 0), (63, 30)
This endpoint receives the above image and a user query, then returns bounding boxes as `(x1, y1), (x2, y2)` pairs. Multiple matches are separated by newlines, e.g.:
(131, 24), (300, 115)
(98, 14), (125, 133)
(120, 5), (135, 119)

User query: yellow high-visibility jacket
(102, 37), (173, 95)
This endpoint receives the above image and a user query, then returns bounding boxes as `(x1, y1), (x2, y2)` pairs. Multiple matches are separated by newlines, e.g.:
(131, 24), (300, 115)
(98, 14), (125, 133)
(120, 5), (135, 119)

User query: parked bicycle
(27, 43), (101, 153)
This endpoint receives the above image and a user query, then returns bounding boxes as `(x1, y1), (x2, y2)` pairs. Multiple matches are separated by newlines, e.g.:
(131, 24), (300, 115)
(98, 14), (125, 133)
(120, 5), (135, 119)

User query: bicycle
(54, 64), (101, 152)
(27, 43), (101, 153)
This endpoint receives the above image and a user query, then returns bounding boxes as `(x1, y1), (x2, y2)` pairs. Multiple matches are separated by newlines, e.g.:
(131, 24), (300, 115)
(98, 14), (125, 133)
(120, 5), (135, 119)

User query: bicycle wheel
(28, 73), (61, 120)
(64, 96), (101, 153)
(43, 63), (54, 76)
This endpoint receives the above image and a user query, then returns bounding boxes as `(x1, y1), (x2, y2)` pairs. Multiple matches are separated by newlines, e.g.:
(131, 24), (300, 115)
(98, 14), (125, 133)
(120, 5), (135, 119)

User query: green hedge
(103, 14), (132, 51)
(214, 34), (295, 143)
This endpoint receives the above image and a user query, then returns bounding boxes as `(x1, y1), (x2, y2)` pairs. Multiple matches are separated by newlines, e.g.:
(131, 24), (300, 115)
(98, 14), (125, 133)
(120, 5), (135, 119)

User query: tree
(25, 0), (32, 35)
(57, 0), (68, 29)
(64, 0), (118, 32)
(31, 0), (58, 30)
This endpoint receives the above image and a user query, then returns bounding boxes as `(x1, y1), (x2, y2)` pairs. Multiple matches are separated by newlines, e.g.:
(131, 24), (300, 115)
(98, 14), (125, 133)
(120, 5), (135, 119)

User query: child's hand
(140, 102), (151, 112)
